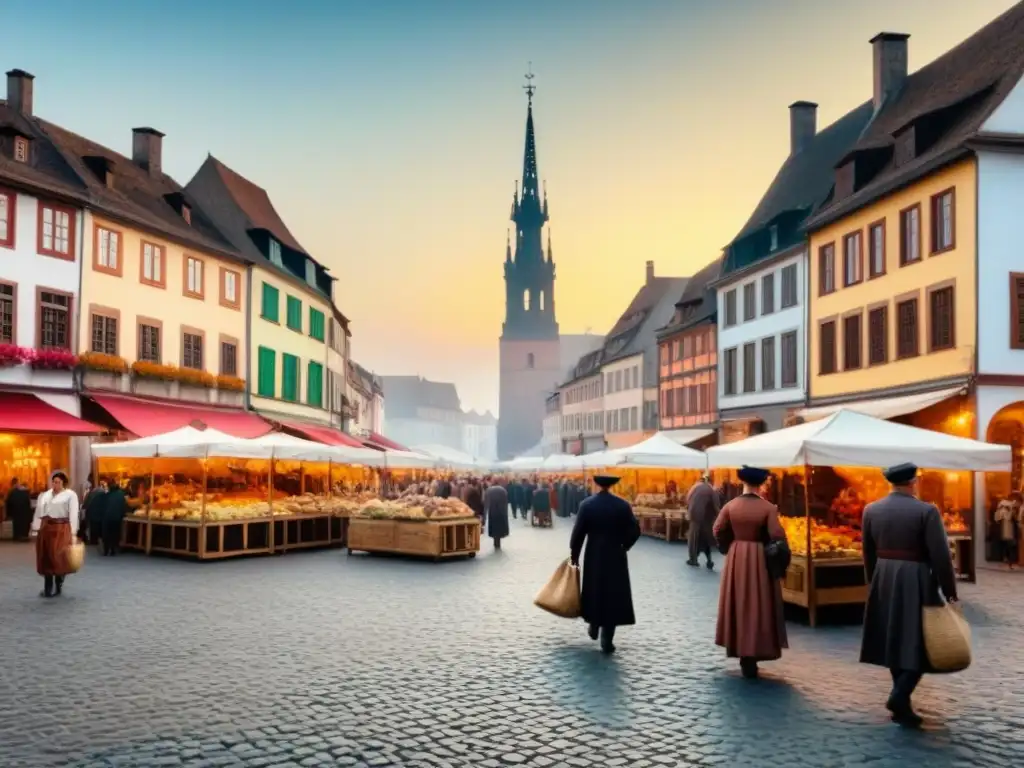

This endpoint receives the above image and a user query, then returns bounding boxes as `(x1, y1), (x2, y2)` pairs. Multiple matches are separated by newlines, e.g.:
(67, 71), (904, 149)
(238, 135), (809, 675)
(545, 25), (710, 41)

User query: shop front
(975, 378), (1024, 568)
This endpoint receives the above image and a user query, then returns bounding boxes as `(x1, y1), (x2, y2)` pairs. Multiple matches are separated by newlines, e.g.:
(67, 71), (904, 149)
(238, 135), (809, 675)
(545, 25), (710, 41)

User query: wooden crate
(348, 517), (480, 559)
(780, 555), (867, 627)
(666, 514), (689, 543)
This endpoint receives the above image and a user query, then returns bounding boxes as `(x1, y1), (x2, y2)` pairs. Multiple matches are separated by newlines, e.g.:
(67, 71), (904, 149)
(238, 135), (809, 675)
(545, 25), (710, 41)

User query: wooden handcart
(347, 516), (480, 560)
(530, 510), (553, 527)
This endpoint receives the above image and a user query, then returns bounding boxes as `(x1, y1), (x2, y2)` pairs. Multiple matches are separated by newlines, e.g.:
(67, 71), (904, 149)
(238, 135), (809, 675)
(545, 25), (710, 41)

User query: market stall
(347, 494), (480, 559)
(706, 409), (1010, 626)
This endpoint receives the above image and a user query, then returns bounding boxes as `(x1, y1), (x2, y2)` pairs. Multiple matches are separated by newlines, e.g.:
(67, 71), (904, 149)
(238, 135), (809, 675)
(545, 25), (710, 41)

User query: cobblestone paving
(1, 522), (1022, 768)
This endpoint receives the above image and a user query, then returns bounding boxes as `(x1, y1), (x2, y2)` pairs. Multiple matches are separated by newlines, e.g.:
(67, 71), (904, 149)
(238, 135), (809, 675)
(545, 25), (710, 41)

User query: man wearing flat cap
(686, 474), (720, 570)
(569, 474), (641, 654)
(859, 462), (958, 728)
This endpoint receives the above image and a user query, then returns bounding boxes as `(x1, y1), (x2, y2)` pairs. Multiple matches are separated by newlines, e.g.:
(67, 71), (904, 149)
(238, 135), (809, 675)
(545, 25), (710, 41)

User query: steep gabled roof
(0, 99), (88, 202)
(657, 256), (723, 339)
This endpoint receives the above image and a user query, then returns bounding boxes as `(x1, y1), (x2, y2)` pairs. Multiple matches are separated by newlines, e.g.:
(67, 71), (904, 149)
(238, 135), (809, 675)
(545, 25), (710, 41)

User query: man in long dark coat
(5, 478), (32, 541)
(686, 475), (720, 569)
(531, 482), (551, 526)
(101, 479), (128, 556)
(507, 478), (522, 519)
(83, 479), (108, 545)
(483, 481), (509, 549)
(859, 462), (958, 728)
(569, 474), (641, 654)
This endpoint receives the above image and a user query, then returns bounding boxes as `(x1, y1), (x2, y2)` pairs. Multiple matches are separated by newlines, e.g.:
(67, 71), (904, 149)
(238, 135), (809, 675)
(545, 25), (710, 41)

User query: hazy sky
(4, 0), (1017, 412)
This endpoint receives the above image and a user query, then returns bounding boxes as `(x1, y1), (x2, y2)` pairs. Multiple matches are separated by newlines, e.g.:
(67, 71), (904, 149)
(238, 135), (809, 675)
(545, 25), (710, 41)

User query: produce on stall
(347, 495), (480, 559)
(633, 492), (690, 542)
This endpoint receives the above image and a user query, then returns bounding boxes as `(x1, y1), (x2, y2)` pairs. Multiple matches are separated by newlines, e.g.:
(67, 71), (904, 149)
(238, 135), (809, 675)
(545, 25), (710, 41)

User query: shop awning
(278, 420), (365, 448)
(659, 428), (715, 446)
(89, 395), (272, 439)
(0, 393), (103, 435)
(363, 432), (408, 451)
(796, 385), (966, 423)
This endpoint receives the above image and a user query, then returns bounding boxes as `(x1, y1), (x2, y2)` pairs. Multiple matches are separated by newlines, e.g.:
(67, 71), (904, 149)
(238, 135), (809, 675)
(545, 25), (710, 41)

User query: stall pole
(145, 464), (155, 555)
(268, 457), (277, 553)
(804, 464), (816, 627)
(200, 458), (209, 559)
(328, 461), (334, 496)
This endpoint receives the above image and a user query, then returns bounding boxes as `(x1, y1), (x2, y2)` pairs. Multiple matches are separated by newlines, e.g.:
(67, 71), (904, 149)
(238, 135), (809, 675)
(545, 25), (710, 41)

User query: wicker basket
(65, 541), (85, 573)
(923, 603), (971, 673)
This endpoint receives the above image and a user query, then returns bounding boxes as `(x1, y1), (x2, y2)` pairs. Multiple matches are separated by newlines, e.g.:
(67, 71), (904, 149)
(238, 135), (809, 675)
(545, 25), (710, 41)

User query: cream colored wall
(808, 159), (977, 399)
(77, 212), (247, 374)
(249, 264), (331, 420)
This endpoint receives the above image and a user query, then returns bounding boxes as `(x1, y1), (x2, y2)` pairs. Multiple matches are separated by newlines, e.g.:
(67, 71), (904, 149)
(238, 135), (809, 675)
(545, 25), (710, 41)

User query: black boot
(587, 623), (599, 641)
(740, 657), (759, 678)
(706, 558), (714, 570)
(493, 538), (501, 550)
(54, 576), (64, 596)
(41, 576), (53, 598)
(600, 626), (616, 654)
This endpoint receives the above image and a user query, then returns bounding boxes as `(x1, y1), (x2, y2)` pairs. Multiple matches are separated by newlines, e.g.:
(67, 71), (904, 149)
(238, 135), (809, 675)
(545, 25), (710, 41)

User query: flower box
(0, 344), (31, 368)
(79, 352), (129, 374)
(30, 348), (77, 370)
(131, 361), (179, 382)
(216, 375), (245, 392)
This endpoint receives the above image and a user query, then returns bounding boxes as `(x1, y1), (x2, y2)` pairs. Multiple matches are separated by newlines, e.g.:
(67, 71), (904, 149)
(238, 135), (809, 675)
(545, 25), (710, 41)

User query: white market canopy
(410, 443), (488, 470)
(600, 432), (707, 469)
(207, 432), (381, 464)
(705, 409), (1011, 472)
(91, 425), (241, 459)
(795, 384), (966, 422)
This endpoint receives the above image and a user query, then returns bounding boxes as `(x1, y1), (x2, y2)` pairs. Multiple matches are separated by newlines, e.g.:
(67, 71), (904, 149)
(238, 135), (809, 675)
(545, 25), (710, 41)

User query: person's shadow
(542, 644), (628, 727)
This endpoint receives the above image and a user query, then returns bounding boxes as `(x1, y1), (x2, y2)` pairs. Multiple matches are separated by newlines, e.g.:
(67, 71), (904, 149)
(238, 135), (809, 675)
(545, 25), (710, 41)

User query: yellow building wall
(77, 212), (248, 375)
(808, 159), (976, 400)
(249, 264), (331, 420)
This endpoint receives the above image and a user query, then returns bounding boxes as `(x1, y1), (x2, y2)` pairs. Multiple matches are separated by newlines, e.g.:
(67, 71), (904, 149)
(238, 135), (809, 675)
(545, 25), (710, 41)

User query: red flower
(29, 348), (78, 370)
(0, 344), (32, 367)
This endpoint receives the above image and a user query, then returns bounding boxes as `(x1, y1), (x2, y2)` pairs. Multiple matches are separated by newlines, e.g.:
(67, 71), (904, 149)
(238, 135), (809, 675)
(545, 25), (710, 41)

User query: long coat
(713, 494), (789, 661)
(570, 490), (641, 627)
(484, 484), (510, 540)
(687, 482), (720, 554)
(531, 487), (551, 514)
(5, 485), (32, 539)
(859, 491), (958, 672)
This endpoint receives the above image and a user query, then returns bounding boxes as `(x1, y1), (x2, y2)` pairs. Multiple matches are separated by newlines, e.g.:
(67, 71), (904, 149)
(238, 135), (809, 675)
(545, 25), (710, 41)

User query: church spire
(512, 65), (547, 230)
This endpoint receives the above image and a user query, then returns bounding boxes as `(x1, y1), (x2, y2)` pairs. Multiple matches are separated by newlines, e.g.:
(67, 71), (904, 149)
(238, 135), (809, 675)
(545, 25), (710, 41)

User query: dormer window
(269, 237), (283, 266)
(163, 191), (191, 225)
(181, 204), (191, 225)
(13, 137), (29, 163)
(769, 225), (778, 251)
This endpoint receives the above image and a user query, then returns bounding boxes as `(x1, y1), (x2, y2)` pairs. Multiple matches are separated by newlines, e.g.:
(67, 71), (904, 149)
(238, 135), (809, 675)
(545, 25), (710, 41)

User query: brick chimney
(132, 127), (164, 178)
(788, 101), (817, 155)
(871, 33), (909, 111)
(646, 260), (655, 284)
(6, 69), (34, 116)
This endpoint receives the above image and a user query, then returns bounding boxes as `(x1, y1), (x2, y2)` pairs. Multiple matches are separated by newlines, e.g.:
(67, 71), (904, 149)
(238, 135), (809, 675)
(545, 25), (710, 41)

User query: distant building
(460, 410), (498, 461)
(347, 360), (383, 436)
(381, 375), (463, 450)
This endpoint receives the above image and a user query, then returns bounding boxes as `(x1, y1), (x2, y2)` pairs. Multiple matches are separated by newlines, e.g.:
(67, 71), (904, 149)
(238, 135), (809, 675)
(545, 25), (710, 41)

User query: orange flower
(216, 374), (245, 392)
(79, 352), (129, 374)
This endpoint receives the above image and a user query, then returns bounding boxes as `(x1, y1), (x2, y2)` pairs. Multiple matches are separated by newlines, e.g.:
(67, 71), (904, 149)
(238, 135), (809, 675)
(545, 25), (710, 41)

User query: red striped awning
(0, 393), (102, 435)
(363, 432), (408, 451)
(278, 420), (365, 448)
(89, 395), (272, 438)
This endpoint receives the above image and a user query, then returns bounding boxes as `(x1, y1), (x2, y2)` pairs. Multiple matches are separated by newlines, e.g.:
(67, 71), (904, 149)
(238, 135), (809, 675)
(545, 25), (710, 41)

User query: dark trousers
(101, 520), (122, 555)
(889, 668), (922, 705)
(589, 623), (616, 648)
(12, 514), (30, 541)
(688, 539), (712, 565)
(43, 575), (65, 595)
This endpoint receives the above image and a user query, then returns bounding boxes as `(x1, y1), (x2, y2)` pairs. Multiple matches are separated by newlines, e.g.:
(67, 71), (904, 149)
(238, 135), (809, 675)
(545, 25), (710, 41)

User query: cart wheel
(346, 548), (353, 556)
(468, 552), (476, 559)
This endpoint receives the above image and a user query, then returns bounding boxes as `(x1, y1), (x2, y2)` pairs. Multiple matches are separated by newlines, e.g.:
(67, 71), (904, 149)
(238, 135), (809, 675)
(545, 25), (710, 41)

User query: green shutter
(307, 361), (323, 407)
(282, 354), (300, 401)
(257, 346), (276, 397)
(309, 308), (325, 341)
(261, 283), (279, 322)
(286, 296), (302, 331)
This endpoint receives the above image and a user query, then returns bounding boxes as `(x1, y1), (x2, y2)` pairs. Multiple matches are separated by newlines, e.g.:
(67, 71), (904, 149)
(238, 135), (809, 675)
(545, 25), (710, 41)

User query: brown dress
(713, 493), (788, 661)
(36, 518), (72, 577)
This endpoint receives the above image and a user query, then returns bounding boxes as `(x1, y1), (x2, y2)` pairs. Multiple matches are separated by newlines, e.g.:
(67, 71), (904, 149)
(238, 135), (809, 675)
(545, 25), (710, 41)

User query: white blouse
(31, 489), (80, 536)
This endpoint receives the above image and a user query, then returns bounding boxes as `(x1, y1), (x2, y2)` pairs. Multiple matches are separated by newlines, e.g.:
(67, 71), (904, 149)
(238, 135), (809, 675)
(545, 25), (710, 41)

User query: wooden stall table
(781, 555), (868, 627)
(348, 516), (480, 560)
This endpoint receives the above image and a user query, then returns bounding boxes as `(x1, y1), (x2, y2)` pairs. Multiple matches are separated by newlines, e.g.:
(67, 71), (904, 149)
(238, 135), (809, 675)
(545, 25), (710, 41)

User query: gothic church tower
(498, 72), (561, 458)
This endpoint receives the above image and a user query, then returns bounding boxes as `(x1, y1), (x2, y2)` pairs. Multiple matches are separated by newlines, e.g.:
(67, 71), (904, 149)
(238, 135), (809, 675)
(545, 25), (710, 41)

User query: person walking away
(713, 465), (788, 679)
(994, 495), (1020, 570)
(570, 474), (641, 654)
(5, 478), (32, 542)
(859, 462), (958, 727)
(484, 481), (509, 550)
(686, 474), (720, 569)
(30, 471), (79, 597)
(101, 479), (128, 556)
(83, 479), (108, 546)
(532, 481), (552, 526)
(465, 479), (485, 528)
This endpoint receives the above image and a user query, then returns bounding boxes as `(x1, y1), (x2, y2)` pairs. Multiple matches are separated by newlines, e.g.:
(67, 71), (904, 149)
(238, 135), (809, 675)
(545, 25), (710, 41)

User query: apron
(35, 494), (73, 576)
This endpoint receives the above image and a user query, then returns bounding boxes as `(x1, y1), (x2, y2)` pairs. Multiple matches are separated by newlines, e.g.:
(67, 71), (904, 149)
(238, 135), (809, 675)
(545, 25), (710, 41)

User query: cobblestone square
(1, 523), (1022, 767)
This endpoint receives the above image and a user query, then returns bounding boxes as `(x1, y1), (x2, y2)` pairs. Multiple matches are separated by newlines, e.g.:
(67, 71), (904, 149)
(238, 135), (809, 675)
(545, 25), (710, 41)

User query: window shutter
(262, 283), (279, 322)
(869, 306), (888, 365)
(1014, 275), (1024, 348)
(819, 321), (836, 374)
(257, 346), (276, 397)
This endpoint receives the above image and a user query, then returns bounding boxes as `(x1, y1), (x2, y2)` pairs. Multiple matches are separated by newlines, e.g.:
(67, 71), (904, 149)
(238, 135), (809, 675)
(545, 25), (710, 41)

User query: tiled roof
(808, 3), (1024, 228)
(656, 255), (723, 338)
(0, 100), (89, 202)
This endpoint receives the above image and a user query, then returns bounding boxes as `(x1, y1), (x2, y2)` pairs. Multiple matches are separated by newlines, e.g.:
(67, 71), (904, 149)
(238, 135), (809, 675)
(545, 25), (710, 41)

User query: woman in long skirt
(31, 471), (80, 598)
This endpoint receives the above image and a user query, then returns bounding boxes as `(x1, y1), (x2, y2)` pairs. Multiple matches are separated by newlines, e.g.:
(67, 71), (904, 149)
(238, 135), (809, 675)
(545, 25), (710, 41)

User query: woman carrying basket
(30, 471), (80, 598)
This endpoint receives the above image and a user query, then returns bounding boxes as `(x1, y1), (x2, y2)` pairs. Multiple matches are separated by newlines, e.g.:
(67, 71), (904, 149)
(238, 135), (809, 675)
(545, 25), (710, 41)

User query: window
(95, 226), (121, 275)
(220, 269), (240, 309)
(630, 407), (638, 431)
(141, 242), (164, 286)
(138, 323), (160, 363)
(182, 332), (203, 370)
(742, 343), (756, 392)
(220, 340), (237, 377)
(257, 347), (276, 397)
(269, 237), (283, 266)
(0, 190), (14, 248)
(286, 296), (302, 331)
(724, 289), (737, 327)
(261, 282), (280, 322)
(899, 205), (921, 265)
(868, 305), (888, 365)
(896, 298), (919, 359)
(307, 361), (324, 407)
(761, 273), (775, 315)
(761, 336), (775, 391)
(282, 353), (300, 402)
(38, 204), (74, 260)
(780, 264), (798, 309)
(0, 282), (15, 343)
(184, 257), (204, 298)
(868, 221), (885, 277)
(615, 370), (623, 391)
(13, 137), (28, 163)
(931, 189), (955, 253)
(780, 331), (797, 387)
(928, 285), (955, 351)
(769, 225), (778, 251)
(723, 347), (737, 395)
(632, 365), (639, 388)
(742, 283), (756, 321)
(527, 352), (534, 369)
(843, 231), (862, 286)
(843, 314), (862, 370)
(1011, 273), (1024, 350)
(818, 243), (836, 295)
(523, 289), (530, 311)
(38, 290), (71, 349)
(819, 320), (837, 375)
(309, 308), (326, 341)
(90, 313), (117, 355)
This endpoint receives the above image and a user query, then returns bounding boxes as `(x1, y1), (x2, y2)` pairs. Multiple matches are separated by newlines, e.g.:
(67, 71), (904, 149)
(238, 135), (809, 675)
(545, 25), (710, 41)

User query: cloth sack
(65, 540), (85, 574)
(923, 602), (971, 673)
(534, 559), (581, 618)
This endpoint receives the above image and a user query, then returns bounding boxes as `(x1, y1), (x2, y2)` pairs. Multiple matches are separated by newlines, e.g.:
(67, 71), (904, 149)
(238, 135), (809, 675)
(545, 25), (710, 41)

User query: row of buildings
(539, 7), (1024, 562)
(0, 68), (386, 492)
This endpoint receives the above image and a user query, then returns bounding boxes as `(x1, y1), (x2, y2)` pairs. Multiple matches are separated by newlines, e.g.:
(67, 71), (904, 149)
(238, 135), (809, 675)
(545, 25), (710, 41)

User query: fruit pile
(779, 516), (861, 558)
(634, 493), (687, 518)
(353, 495), (476, 521)
(142, 492), (376, 522)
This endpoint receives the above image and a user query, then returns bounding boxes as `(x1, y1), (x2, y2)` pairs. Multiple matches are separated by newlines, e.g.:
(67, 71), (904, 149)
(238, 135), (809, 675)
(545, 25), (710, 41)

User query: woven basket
(65, 540), (85, 574)
(923, 603), (971, 673)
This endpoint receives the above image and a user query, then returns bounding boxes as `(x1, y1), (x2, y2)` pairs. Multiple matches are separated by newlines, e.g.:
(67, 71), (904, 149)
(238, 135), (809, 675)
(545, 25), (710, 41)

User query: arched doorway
(984, 402), (1024, 565)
